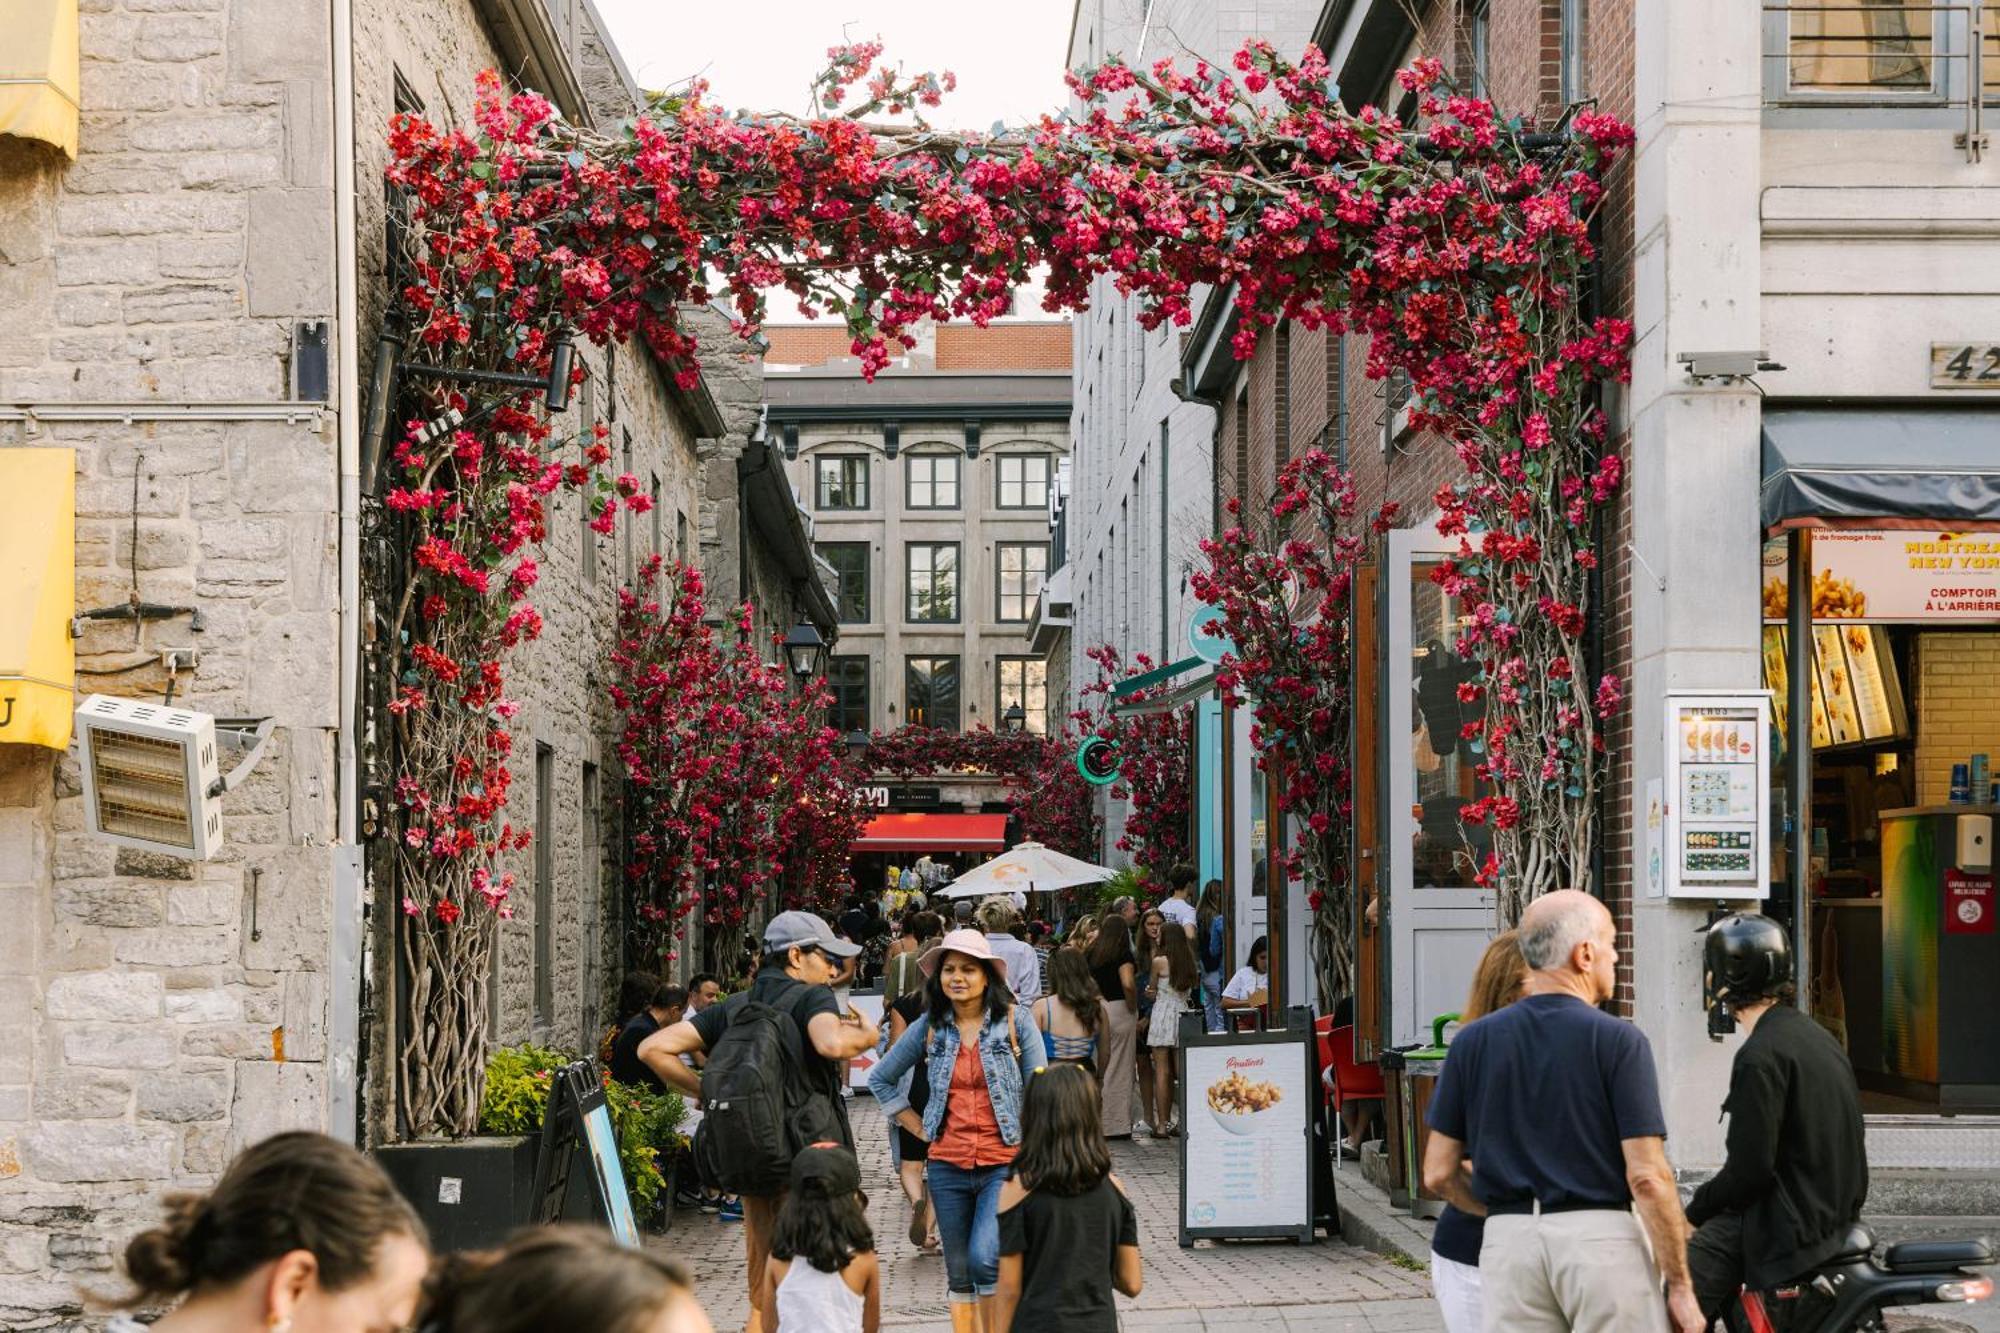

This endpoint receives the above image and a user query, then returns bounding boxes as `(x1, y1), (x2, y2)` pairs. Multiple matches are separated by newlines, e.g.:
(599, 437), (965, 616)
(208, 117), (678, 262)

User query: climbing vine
(379, 41), (1630, 1135)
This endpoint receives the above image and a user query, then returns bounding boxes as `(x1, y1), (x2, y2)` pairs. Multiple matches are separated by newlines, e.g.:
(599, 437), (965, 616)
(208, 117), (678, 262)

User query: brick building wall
(1913, 634), (2000, 806)
(1220, 0), (1641, 1005)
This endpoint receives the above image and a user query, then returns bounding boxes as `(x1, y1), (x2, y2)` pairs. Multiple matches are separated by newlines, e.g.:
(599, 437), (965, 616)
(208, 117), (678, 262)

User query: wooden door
(1353, 563), (1383, 1059)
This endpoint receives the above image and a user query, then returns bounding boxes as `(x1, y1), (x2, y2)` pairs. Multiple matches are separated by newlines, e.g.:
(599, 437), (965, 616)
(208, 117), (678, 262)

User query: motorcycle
(1727, 1223), (1994, 1332)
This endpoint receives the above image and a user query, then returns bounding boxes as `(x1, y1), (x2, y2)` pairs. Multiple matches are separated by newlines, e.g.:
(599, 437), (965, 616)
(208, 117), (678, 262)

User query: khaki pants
(1480, 1208), (1668, 1333)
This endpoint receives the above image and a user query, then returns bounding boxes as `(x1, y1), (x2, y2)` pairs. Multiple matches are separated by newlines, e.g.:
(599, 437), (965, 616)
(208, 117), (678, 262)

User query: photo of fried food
(1762, 577), (1788, 621)
(1828, 664), (1846, 698)
(1845, 627), (1870, 656)
(1810, 569), (1866, 619)
(1207, 1071), (1282, 1114)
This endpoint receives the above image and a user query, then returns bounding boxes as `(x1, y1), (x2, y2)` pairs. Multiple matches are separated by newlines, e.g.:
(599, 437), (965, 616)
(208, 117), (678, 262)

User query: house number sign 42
(1932, 344), (2000, 388)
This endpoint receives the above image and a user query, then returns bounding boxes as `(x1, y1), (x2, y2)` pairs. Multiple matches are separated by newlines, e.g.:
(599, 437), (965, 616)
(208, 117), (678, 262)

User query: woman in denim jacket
(870, 928), (1044, 1333)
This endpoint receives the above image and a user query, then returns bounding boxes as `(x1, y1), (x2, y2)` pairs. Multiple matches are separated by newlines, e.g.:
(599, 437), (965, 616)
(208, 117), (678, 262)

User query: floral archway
(379, 42), (1632, 1134)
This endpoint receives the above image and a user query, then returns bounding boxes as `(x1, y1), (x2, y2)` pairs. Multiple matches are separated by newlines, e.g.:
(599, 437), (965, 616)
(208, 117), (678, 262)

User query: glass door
(1386, 526), (1498, 1046)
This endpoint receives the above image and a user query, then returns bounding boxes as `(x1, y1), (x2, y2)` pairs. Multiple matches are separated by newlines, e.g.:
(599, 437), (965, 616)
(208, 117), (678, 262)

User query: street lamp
(782, 617), (827, 683)
(844, 728), (871, 759)
(1002, 702), (1026, 734)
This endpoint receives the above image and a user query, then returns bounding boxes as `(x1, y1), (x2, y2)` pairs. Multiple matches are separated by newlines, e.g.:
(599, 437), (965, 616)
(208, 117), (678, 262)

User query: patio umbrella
(938, 841), (1117, 899)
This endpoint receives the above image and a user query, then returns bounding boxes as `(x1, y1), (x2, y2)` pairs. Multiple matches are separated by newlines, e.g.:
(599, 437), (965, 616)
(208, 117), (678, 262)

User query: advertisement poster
(1764, 531), (2000, 623)
(1945, 870), (1995, 936)
(1812, 626), (1864, 746)
(1665, 695), (1771, 898)
(1180, 1037), (1311, 1237)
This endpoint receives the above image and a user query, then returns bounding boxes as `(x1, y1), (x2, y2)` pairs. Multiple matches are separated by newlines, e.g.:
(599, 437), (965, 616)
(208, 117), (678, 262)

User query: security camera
(1676, 351), (1786, 383)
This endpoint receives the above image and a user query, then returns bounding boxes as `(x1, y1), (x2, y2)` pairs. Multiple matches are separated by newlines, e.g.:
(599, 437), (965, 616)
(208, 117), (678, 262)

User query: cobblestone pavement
(650, 1099), (1440, 1332)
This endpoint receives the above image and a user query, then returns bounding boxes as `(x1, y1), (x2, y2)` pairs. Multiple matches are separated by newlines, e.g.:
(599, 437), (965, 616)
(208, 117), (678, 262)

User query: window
(1784, 0), (1934, 93)
(906, 656), (961, 730)
(995, 453), (1052, 510)
(815, 455), (869, 510)
(818, 542), (871, 623)
(905, 453), (959, 509)
(997, 542), (1047, 623)
(676, 510), (688, 561)
(533, 742), (554, 1029)
(997, 657), (1048, 735)
(1559, 0), (1588, 103)
(905, 542), (960, 623)
(1469, 1), (1491, 97)
(579, 377), (597, 584)
(828, 656), (870, 732)
(649, 473), (662, 562)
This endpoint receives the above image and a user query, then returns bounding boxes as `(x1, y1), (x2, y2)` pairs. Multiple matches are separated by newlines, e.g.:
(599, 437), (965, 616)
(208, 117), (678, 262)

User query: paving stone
(651, 1100), (1437, 1332)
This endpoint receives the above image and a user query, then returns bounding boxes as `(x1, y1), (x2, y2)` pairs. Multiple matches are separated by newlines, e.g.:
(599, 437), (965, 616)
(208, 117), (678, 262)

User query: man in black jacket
(1686, 914), (1869, 1322)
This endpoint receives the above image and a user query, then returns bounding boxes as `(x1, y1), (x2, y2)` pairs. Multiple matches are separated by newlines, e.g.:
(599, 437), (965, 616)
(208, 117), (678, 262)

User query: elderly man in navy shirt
(1422, 890), (1702, 1333)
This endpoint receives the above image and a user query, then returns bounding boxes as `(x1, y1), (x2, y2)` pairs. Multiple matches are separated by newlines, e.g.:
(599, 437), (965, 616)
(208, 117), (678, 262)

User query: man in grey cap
(641, 910), (879, 1333)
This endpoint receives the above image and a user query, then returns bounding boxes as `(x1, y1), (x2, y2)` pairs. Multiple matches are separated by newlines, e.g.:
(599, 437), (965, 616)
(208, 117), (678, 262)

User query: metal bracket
(208, 717), (276, 797)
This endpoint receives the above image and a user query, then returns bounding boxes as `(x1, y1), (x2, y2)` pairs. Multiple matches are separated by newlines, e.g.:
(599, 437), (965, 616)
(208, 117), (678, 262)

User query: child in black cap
(763, 1143), (880, 1332)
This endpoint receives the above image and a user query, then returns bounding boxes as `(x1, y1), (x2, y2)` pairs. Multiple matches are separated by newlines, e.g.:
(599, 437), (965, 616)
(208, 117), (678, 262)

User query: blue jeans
(1202, 969), (1225, 1033)
(925, 1158), (1009, 1299)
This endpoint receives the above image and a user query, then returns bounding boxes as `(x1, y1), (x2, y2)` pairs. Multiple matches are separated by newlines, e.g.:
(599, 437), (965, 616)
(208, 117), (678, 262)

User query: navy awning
(1762, 407), (2000, 528)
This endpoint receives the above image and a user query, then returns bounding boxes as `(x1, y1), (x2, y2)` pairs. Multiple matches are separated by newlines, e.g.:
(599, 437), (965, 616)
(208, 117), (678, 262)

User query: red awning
(853, 813), (1008, 853)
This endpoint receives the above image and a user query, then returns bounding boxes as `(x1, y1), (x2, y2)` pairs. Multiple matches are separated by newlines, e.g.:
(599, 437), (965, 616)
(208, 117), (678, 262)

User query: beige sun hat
(918, 927), (1009, 984)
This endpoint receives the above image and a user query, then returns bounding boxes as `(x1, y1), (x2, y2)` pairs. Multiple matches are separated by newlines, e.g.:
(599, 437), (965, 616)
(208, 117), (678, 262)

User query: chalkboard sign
(530, 1060), (640, 1247)
(1177, 1010), (1317, 1246)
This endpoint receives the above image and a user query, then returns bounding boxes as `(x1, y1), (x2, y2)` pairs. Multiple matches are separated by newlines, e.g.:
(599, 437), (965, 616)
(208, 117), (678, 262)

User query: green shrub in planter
(479, 1043), (686, 1220)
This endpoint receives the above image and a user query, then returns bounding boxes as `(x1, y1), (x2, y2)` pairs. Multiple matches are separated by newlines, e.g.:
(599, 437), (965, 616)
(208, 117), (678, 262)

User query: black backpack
(691, 982), (847, 1196)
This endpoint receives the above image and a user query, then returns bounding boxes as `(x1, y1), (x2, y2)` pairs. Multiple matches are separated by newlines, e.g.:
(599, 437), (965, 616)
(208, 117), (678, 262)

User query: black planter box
(374, 1135), (623, 1251)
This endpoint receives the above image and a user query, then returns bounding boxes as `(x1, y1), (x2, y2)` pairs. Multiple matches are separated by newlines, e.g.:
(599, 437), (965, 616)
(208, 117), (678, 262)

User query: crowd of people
(102, 873), (1854, 1333)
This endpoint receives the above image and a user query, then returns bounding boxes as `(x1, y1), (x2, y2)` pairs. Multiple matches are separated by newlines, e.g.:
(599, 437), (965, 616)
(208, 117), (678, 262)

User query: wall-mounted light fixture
(882, 422), (900, 460)
(73, 695), (274, 860)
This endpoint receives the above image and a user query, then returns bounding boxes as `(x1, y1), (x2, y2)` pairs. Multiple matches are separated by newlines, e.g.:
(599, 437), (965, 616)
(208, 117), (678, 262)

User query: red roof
(853, 813), (1009, 852)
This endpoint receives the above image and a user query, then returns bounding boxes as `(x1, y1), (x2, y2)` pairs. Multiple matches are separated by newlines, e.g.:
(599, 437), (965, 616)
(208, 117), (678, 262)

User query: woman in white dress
(1145, 925), (1199, 1135)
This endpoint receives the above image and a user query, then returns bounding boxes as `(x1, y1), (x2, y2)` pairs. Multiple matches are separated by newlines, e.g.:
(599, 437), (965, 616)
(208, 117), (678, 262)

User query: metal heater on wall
(73, 695), (272, 861)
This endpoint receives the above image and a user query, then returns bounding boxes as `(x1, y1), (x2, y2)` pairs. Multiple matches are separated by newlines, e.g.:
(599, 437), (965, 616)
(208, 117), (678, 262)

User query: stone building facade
(764, 327), (1073, 743)
(0, 2), (753, 1323)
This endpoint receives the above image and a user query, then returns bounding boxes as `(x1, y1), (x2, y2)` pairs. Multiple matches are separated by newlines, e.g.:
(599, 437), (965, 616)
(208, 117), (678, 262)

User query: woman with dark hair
(1194, 880), (1226, 1032)
(1146, 926), (1199, 1135)
(993, 1063), (1143, 1332)
(106, 1131), (429, 1333)
(1429, 930), (1528, 1333)
(421, 1226), (711, 1333)
(869, 929), (1045, 1333)
(1031, 947), (1105, 1071)
(1085, 914), (1139, 1139)
(1220, 934), (1270, 1014)
(884, 908), (948, 1252)
(1132, 907), (1165, 1135)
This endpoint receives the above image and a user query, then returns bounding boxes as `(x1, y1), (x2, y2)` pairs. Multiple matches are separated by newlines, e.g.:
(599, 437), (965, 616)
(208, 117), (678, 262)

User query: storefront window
(1408, 558), (1492, 890)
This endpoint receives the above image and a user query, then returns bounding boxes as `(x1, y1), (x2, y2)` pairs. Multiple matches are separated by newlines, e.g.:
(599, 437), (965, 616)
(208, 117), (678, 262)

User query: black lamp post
(844, 728), (871, 760)
(1002, 702), (1026, 734)
(782, 617), (827, 684)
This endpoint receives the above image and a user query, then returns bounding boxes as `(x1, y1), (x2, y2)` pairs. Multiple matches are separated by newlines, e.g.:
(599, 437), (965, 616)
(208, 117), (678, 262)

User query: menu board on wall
(1763, 531), (2000, 623)
(1758, 624), (1907, 751)
(1664, 693), (1772, 900)
(1179, 1028), (1314, 1243)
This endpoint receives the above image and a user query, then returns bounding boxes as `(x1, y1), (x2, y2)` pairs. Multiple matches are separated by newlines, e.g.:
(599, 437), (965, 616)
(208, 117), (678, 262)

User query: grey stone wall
(0, 1), (719, 1324)
(0, 0), (341, 1321)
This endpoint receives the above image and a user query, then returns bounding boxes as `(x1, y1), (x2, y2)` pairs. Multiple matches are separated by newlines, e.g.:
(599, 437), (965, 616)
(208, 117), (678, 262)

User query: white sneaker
(1132, 1119), (1152, 1138)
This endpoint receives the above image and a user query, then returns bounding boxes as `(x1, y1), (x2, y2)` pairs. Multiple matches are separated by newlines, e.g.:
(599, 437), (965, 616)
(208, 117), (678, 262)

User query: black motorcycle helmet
(1704, 912), (1793, 1006)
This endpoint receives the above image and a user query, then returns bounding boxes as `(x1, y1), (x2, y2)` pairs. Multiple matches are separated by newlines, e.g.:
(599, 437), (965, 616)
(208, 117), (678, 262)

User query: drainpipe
(330, 0), (363, 1144)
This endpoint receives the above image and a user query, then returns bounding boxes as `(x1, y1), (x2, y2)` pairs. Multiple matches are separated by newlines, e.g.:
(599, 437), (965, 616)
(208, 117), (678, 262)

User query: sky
(593, 1), (1078, 324)
(593, 1), (1078, 133)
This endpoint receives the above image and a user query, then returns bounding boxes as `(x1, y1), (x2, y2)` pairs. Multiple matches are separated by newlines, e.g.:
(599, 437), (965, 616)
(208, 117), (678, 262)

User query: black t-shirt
(891, 991), (932, 1115)
(609, 1011), (662, 1092)
(996, 1178), (1137, 1332)
(688, 966), (844, 1096)
(1090, 959), (1127, 1004)
(1430, 1205), (1483, 1266)
(1426, 993), (1667, 1210)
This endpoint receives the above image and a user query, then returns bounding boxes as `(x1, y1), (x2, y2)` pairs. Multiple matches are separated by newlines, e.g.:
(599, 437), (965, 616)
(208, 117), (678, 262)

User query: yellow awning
(0, 448), (76, 749)
(0, 0), (80, 159)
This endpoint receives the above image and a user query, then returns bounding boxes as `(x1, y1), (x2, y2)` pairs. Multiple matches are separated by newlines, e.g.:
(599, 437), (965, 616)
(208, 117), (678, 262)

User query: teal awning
(1763, 407), (2000, 528)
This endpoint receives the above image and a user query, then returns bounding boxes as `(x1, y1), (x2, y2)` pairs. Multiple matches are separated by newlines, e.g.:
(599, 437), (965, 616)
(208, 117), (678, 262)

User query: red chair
(1320, 1020), (1385, 1159)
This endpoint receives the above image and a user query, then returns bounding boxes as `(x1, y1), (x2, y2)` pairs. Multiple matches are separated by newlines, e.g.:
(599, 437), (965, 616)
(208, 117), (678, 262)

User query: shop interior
(1762, 555), (2000, 1115)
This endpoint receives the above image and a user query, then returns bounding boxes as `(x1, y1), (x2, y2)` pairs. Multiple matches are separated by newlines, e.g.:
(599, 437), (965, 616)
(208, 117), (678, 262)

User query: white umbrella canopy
(938, 841), (1116, 899)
